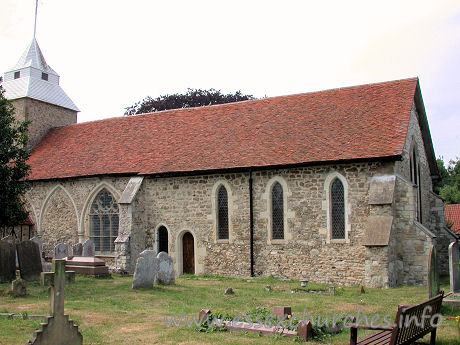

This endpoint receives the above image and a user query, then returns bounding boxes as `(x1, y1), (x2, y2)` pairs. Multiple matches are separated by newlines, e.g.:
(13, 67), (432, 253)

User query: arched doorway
(182, 232), (195, 274)
(157, 226), (168, 254)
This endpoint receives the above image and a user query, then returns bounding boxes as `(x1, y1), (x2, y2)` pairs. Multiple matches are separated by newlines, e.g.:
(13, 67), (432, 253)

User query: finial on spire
(33, 0), (38, 39)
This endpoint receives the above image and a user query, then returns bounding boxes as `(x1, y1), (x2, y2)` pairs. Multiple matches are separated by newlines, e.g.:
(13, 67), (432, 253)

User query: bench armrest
(350, 325), (394, 331)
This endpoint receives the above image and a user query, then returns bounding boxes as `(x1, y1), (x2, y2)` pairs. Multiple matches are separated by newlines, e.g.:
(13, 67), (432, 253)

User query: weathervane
(33, 0), (38, 39)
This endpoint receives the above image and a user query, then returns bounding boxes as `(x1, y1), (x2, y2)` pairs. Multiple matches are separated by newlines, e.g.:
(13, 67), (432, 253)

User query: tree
(125, 88), (254, 115)
(434, 157), (460, 204)
(0, 81), (31, 229)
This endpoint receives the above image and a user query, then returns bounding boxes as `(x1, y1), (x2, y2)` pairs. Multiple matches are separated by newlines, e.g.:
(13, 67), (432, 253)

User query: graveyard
(0, 272), (459, 344)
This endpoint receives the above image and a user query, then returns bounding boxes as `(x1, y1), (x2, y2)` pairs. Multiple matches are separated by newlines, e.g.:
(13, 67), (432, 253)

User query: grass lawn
(0, 274), (459, 345)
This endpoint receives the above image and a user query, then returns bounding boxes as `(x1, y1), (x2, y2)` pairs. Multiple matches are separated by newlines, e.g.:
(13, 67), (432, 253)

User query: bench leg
(430, 328), (437, 345)
(350, 327), (357, 345)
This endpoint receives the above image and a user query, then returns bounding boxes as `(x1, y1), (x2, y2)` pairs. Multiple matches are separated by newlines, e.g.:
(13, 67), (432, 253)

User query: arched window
(89, 189), (119, 252)
(217, 185), (229, 240)
(158, 226), (168, 253)
(410, 146), (422, 221)
(272, 182), (284, 240)
(331, 178), (345, 239)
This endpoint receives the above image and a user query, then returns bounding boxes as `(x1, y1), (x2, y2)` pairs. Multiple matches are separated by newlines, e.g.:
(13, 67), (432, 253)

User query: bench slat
(358, 330), (392, 345)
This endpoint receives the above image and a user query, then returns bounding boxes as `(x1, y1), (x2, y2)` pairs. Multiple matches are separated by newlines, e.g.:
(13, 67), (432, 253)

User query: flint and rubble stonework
(22, 102), (449, 288)
(11, 98), (77, 149)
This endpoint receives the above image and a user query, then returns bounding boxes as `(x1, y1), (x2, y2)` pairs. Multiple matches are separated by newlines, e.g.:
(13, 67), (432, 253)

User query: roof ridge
(63, 77), (419, 128)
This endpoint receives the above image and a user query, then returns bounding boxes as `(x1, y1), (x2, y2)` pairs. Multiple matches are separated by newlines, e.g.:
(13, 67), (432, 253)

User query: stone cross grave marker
(54, 243), (69, 259)
(16, 240), (43, 281)
(157, 252), (175, 285)
(28, 260), (82, 345)
(82, 239), (95, 257)
(72, 243), (83, 257)
(427, 245), (440, 298)
(0, 240), (16, 283)
(449, 242), (460, 293)
(132, 250), (158, 289)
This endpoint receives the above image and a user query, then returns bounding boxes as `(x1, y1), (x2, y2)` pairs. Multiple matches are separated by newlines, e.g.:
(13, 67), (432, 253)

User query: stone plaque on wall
(364, 216), (393, 246)
(368, 175), (395, 205)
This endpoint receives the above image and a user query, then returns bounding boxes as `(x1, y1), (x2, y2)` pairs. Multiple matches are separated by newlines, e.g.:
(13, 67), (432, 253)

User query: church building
(2, 39), (457, 288)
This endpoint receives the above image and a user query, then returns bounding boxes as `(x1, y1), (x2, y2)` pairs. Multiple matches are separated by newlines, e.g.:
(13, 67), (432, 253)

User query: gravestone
(132, 250), (158, 289)
(28, 260), (82, 345)
(157, 252), (175, 285)
(31, 237), (43, 257)
(54, 243), (69, 259)
(0, 240), (16, 282)
(72, 243), (83, 257)
(16, 240), (43, 281)
(82, 240), (95, 257)
(31, 237), (51, 272)
(11, 278), (27, 297)
(448, 242), (460, 293)
(3, 235), (18, 267)
(427, 245), (440, 298)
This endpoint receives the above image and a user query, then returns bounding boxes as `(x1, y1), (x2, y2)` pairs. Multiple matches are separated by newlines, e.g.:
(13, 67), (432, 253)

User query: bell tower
(1, 39), (79, 149)
(1, 1), (79, 149)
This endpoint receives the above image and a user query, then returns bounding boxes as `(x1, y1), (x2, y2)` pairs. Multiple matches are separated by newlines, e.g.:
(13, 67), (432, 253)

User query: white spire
(1, 39), (79, 112)
(12, 38), (58, 75)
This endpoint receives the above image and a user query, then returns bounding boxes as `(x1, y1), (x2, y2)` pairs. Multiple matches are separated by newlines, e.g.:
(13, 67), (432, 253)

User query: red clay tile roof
(445, 204), (460, 234)
(27, 78), (420, 180)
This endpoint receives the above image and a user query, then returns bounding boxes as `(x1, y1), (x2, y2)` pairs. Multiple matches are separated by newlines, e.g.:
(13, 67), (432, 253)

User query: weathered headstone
(157, 252), (175, 285)
(11, 278), (27, 297)
(72, 243), (83, 257)
(54, 243), (69, 259)
(0, 240), (16, 283)
(31, 237), (51, 272)
(3, 235), (18, 267)
(16, 240), (43, 281)
(448, 242), (460, 293)
(82, 240), (95, 257)
(27, 260), (82, 345)
(31, 237), (43, 257)
(132, 250), (159, 289)
(427, 245), (440, 298)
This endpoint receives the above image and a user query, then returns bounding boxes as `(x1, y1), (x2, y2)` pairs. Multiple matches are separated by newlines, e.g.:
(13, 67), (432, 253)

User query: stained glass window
(272, 182), (284, 240)
(89, 189), (119, 252)
(331, 178), (345, 239)
(217, 186), (229, 240)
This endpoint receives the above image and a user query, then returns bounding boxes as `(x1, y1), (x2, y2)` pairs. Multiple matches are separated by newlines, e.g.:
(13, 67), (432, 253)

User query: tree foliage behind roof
(0, 80), (31, 228)
(435, 157), (460, 204)
(124, 88), (254, 116)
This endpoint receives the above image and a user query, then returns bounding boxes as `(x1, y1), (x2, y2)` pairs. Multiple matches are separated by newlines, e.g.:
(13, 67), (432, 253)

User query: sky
(1, 0), (459, 163)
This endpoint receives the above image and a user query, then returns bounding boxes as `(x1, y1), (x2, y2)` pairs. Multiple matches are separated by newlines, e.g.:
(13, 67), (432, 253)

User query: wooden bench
(350, 292), (444, 345)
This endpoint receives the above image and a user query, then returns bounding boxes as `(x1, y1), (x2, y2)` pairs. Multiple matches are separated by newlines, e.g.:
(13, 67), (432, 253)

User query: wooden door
(182, 232), (195, 274)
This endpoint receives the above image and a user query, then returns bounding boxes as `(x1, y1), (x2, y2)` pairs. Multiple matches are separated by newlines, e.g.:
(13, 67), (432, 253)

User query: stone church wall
(133, 161), (395, 287)
(395, 103), (452, 278)
(24, 177), (130, 263)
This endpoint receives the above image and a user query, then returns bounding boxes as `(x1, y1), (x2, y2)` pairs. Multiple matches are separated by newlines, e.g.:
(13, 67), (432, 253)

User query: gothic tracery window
(89, 189), (119, 252)
(217, 185), (229, 240)
(331, 178), (345, 239)
(272, 182), (284, 240)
